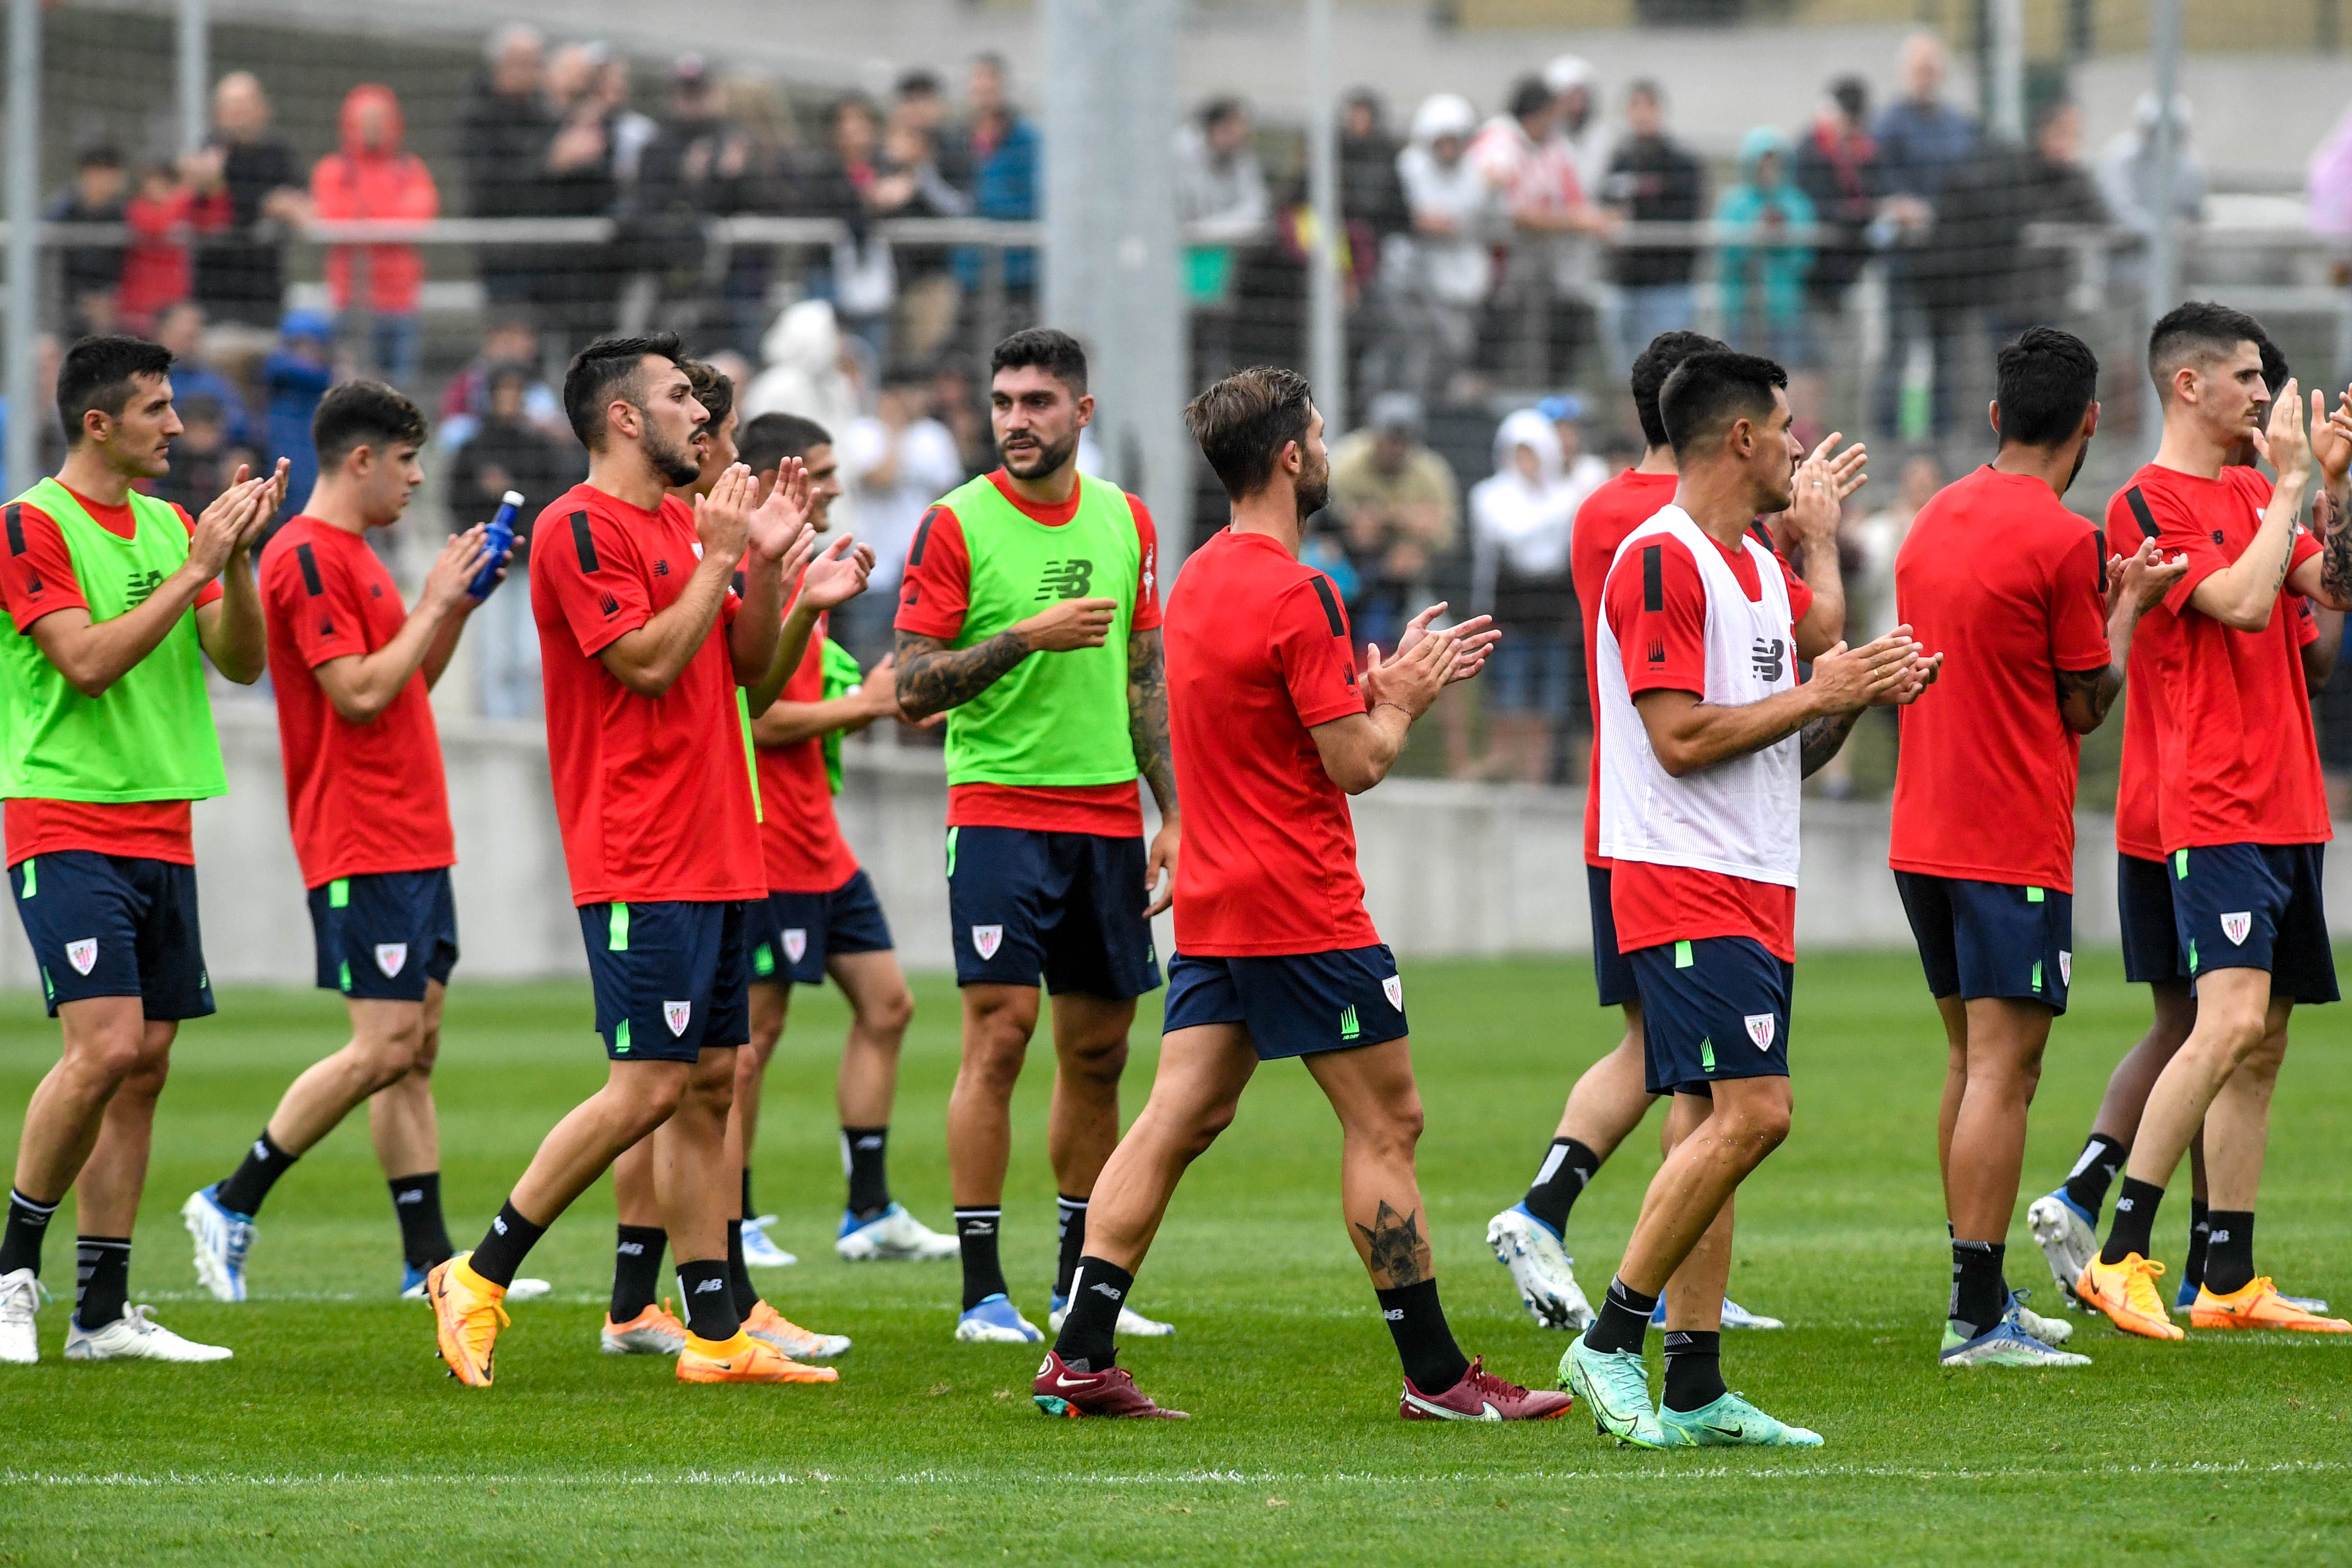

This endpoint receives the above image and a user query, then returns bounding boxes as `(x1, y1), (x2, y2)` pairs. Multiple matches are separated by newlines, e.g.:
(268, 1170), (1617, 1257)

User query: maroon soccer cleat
(1032, 1349), (1190, 1419)
(1399, 1356), (1575, 1421)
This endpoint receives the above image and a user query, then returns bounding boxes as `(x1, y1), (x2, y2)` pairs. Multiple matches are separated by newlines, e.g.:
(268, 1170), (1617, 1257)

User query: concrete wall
(4, 706), (2348, 990)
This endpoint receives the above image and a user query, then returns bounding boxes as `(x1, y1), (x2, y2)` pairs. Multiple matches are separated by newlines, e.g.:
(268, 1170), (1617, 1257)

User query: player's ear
(1986, 401), (2001, 441)
(2082, 401), (2100, 440)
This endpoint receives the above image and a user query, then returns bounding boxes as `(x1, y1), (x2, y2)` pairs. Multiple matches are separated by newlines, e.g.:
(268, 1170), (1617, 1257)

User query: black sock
(676, 1258), (741, 1341)
(1585, 1276), (1658, 1356)
(610, 1224), (666, 1320)
(1662, 1329), (1726, 1413)
(1521, 1136), (1601, 1237)
(1376, 1277), (1471, 1394)
(1054, 1194), (1088, 1301)
(740, 1166), (756, 1221)
(2203, 1209), (2255, 1296)
(468, 1200), (547, 1289)
(2062, 1132), (2129, 1220)
(726, 1218), (761, 1318)
(2182, 1201), (2211, 1293)
(1948, 1238), (2007, 1339)
(1051, 1256), (1132, 1371)
(215, 1127), (297, 1217)
(73, 1236), (130, 1330)
(843, 1126), (890, 1221)
(0, 1189), (58, 1276)
(955, 1207), (1007, 1310)
(2100, 1176), (2164, 1265)
(387, 1173), (453, 1273)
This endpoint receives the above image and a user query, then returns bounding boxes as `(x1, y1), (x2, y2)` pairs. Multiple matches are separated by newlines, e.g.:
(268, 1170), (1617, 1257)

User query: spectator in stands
(716, 74), (799, 356)
(536, 44), (639, 356)
(460, 24), (552, 310)
(439, 309), (565, 450)
(119, 162), (199, 336)
(1471, 77), (1615, 388)
(264, 310), (336, 530)
(801, 97), (894, 366)
(2308, 104), (2352, 244)
(631, 55), (756, 334)
(1176, 97), (1271, 385)
(894, 70), (973, 195)
(870, 110), (974, 369)
(2003, 98), (2107, 332)
(746, 298), (865, 451)
(1470, 408), (1587, 784)
(149, 395), (238, 522)
(1602, 80), (1705, 370)
(842, 375), (964, 661)
(1717, 127), (1817, 383)
(154, 303), (259, 456)
(1871, 31), (1979, 439)
(2099, 92), (2205, 244)
(1543, 53), (1614, 361)
(190, 72), (308, 330)
(48, 145), (127, 337)
(931, 357), (994, 479)
(311, 84), (438, 389)
(1326, 391), (1459, 657)
(1793, 76), (1880, 378)
(1386, 93), (1494, 405)
(1339, 88), (1411, 283)
(1816, 448), (1942, 797)
(954, 54), (1040, 308)
(452, 362), (585, 720)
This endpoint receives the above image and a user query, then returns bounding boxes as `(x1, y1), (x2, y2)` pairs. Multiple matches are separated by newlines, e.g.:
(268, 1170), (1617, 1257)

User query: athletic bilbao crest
(66, 938), (96, 975)
(375, 943), (408, 977)
(1744, 1014), (1776, 1050)
(2059, 951), (2073, 985)
(972, 924), (1004, 960)
(1382, 975), (1404, 1011)
(782, 928), (808, 964)
(2221, 912), (2251, 946)
(664, 1000), (692, 1036)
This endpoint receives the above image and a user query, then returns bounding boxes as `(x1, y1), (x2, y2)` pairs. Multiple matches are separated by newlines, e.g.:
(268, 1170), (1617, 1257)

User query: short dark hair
(738, 412), (831, 476)
(564, 332), (684, 449)
(313, 379), (427, 469)
(678, 358), (733, 430)
(895, 68), (943, 98)
(76, 143), (123, 171)
(1628, 78), (1664, 108)
(56, 334), (174, 446)
(1659, 350), (1788, 461)
(1186, 365), (1314, 501)
(1200, 96), (1245, 133)
(2148, 300), (2266, 397)
(990, 327), (1088, 396)
(1830, 75), (1868, 121)
(1509, 75), (1553, 122)
(2257, 334), (2291, 398)
(1630, 330), (1728, 449)
(1994, 326), (2100, 448)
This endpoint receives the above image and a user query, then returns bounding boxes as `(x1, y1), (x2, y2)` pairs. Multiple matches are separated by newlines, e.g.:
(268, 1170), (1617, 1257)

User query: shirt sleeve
(539, 505), (651, 658)
(2149, 483), (2229, 618)
(1272, 574), (1365, 727)
(1777, 553), (1815, 626)
(2296, 595), (2321, 647)
(2049, 530), (2113, 672)
(268, 537), (370, 669)
(1608, 535), (1709, 698)
(174, 505), (225, 609)
(1128, 493), (1164, 632)
(892, 504), (970, 639)
(1, 505), (88, 629)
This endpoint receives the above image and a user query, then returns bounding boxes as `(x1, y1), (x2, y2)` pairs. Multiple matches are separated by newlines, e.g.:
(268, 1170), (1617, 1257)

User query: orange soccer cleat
(2189, 1278), (2352, 1333)
(742, 1300), (851, 1361)
(428, 1254), (510, 1386)
(675, 1329), (841, 1384)
(2075, 1254), (2184, 1341)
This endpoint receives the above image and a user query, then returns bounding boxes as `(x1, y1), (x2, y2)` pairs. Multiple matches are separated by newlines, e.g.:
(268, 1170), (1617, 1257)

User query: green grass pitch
(2, 951), (2349, 1564)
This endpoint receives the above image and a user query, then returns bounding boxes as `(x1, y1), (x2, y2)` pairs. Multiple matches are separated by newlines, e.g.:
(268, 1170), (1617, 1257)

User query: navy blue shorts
(577, 899), (753, 1063)
(1894, 871), (2072, 1014)
(1161, 945), (1407, 1060)
(2170, 843), (2338, 1004)
(1588, 863), (1638, 1009)
(2118, 852), (2182, 986)
(307, 869), (458, 1003)
(1628, 936), (1793, 1096)
(945, 825), (1160, 998)
(9, 851), (214, 1020)
(747, 868), (893, 987)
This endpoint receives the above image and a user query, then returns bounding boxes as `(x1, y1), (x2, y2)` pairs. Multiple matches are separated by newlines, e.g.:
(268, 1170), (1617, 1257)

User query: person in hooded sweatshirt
(745, 299), (865, 450)
(1471, 408), (1604, 783)
(311, 85), (439, 389)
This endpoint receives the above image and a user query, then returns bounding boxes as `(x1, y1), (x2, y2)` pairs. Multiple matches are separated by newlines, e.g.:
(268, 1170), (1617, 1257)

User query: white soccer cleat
(2026, 1191), (2099, 1309)
(954, 1293), (1043, 1344)
(64, 1302), (232, 1362)
(742, 1214), (799, 1267)
(0, 1267), (45, 1364)
(835, 1203), (957, 1262)
(1048, 1297), (1177, 1338)
(2008, 1290), (2073, 1347)
(404, 1265), (547, 1302)
(180, 1186), (253, 1303)
(1486, 1204), (1594, 1330)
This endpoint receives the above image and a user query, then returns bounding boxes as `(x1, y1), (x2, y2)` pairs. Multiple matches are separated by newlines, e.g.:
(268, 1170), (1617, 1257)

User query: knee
(1723, 1097), (1791, 1153)
(410, 1029), (441, 1081)
(1062, 1032), (1130, 1090)
(74, 1033), (146, 1089)
(358, 1023), (428, 1086)
(1350, 1093), (1425, 1163)
(863, 985), (915, 1040)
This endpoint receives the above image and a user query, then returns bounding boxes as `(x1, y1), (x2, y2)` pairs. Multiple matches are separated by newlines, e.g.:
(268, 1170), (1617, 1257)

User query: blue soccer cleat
(402, 1262), (548, 1302)
(1649, 1293), (1785, 1330)
(2025, 1189), (2099, 1310)
(181, 1185), (253, 1303)
(1939, 1312), (2091, 1369)
(954, 1292), (1043, 1344)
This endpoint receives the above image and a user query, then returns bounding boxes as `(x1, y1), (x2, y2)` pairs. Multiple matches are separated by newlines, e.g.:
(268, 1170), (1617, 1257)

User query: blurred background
(5, 0), (2352, 813)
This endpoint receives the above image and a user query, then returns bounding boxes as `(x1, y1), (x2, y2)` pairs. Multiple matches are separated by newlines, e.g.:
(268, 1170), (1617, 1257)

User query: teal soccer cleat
(1656, 1390), (1824, 1447)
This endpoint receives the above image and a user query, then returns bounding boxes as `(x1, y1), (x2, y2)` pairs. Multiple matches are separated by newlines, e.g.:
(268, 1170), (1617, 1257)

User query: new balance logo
(1034, 558), (1094, 600)
(1646, 638), (1665, 664)
(599, 591), (621, 617)
(617, 1241), (644, 1256)
(251, 1139), (270, 1161)
(492, 1216), (510, 1235)
(1383, 1308), (1404, 1321)
(1088, 1281), (1124, 1302)
(653, 560), (670, 576)
(1339, 1004), (1361, 1041)
(2210, 1228), (2233, 1244)
(1750, 637), (1786, 682)
(692, 1277), (724, 1293)
(395, 1189), (423, 1205)
(124, 568), (165, 607)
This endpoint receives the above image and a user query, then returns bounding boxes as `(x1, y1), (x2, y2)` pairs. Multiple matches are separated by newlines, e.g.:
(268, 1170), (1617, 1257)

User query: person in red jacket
(119, 163), (198, 335)
(310, 85), (438, 388)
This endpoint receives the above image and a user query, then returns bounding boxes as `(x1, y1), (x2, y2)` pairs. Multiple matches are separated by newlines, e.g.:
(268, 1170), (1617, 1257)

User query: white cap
(1411, 92), (1478, 144)
(1543, 55), (1596, 95)
(500, 490), (525, 507)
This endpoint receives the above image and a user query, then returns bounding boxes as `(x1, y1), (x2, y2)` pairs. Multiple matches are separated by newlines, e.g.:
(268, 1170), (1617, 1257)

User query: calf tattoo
(1356, 1200), (1428, 1288)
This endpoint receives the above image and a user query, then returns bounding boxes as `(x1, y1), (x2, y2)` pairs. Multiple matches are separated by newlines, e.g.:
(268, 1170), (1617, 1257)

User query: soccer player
(1489, 329), (1840, 1335)
(1562, 351), (1930, 1448)
(893, 329), (1178, 1345)
(2069, 302), (2352, 1340)
(1888, 327), (2184, 1369)
(736, 411), (954, 1265)
(0, 334), (282, 1365)
(179, 380), (554, 1305)
(1036, 366), (1569, 1422)
(424, 333), (865, 1387)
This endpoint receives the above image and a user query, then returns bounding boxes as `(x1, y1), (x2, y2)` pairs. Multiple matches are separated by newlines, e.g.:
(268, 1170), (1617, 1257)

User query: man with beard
(1889, 326), (2183, 1369)
(893, 329), (1179, 1345)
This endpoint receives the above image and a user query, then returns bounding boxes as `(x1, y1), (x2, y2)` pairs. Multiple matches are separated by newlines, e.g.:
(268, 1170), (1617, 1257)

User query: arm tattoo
(1126, 626), (1178, 816)
(1354, 1200), (1428, 1288)
(2319, 487), (2352, 607)
(2054, 664), (2123, 729)
(893, 627), (1031, 721)
(1798, 710), (1861, 778)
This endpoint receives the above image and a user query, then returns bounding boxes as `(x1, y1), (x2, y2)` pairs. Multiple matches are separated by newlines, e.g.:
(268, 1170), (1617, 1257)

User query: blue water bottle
(468, 490), (524, 601)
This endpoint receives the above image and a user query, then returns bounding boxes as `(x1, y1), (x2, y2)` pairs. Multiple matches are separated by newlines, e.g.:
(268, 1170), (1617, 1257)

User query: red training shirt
(1164, 527), (1378, 956)
(754, 599), (861, 894)
(1601, 528), (1812, 962)
(892, 469), (1163, 837)
(1573, 468), (1680, 866)
(531, 482), (763, 905)
(2122, 462), (2328, 851)
(259, 516), (455, 887)
(1888, 467), (2111, 891)
(0, 485), (222, 865)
